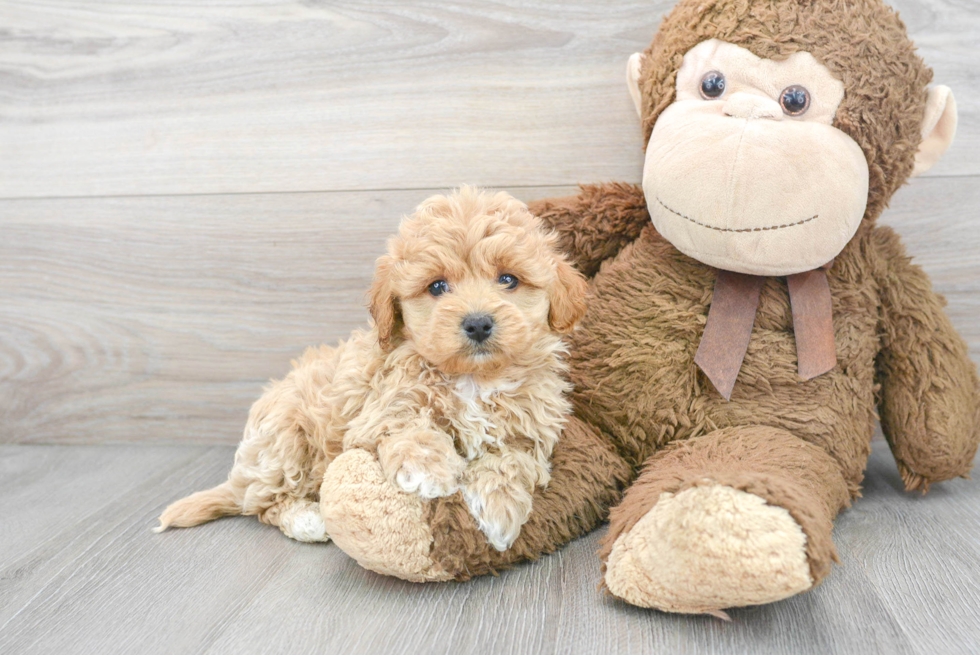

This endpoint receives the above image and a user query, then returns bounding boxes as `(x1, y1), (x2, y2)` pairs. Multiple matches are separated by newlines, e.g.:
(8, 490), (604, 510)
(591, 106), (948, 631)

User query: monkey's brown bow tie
(694, 264), (837, 400)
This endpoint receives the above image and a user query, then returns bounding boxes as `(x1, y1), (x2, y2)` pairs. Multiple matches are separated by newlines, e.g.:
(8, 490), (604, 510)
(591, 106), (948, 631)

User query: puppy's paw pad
(395, 464), (459, 499)
(463, 485), (530, 552)
(384, 442), (465, 498)
(481, 520), (521, 552)
(280, 505), (330, 543)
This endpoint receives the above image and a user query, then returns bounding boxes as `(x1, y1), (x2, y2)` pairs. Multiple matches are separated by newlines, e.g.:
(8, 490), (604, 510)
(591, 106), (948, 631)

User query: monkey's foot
(320, 449), (451, 582)
(604, 484), (813, 614)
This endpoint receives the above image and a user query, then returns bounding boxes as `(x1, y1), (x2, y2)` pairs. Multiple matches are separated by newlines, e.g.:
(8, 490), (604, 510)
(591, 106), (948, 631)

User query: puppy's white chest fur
(450, 374), (521, 460)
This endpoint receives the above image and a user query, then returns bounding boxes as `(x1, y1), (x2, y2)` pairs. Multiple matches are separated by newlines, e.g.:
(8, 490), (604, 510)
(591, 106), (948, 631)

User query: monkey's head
(628, 0), (957, 276)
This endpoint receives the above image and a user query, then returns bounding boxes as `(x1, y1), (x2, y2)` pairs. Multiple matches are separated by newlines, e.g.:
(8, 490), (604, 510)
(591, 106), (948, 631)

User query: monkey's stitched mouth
(656, 196), (818, 233)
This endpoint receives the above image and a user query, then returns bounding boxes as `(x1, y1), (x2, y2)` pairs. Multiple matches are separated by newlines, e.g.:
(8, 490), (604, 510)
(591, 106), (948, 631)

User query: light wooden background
(2, 2), (980, 654)
(1, 0), (977, 446)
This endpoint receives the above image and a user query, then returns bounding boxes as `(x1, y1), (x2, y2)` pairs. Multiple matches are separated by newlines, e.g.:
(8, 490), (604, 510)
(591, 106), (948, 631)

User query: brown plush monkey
(319, 0), (979, 614)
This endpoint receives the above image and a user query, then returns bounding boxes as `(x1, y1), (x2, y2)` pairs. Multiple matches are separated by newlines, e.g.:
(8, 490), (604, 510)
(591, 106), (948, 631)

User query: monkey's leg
(600, 426), (850, 614)
(319, 417), (631, 581)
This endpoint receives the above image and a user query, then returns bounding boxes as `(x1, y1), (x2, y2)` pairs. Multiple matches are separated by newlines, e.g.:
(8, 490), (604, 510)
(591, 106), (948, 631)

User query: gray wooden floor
(2, 0), (980, 653)
(1, 440), (979, 654)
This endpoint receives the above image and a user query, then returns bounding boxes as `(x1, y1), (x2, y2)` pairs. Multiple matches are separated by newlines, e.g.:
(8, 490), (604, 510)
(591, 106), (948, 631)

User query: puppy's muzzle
(462, 313), (494, 344)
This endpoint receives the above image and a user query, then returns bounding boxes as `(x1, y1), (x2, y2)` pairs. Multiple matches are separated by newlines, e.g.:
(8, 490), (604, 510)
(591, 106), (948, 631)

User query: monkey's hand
(873, 225), (980, 492)
(527, 183), (650, 278)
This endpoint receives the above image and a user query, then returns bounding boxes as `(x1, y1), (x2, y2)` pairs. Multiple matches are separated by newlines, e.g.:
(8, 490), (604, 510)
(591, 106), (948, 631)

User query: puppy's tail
(154, 482), (241, 533)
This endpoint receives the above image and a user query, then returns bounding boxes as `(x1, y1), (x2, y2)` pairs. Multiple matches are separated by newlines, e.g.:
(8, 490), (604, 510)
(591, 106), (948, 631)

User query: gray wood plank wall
(2, 0), (978, 447)
(3, 3), (980, 654)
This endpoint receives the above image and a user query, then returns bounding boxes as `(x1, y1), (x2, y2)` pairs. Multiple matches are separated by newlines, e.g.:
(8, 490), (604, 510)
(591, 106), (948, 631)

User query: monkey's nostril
(462, 314), (495, 344)
(722, 92), (783, 121)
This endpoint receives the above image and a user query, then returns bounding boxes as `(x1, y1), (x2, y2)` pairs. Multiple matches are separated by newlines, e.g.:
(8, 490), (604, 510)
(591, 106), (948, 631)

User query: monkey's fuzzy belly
(568, 227), (879, 489)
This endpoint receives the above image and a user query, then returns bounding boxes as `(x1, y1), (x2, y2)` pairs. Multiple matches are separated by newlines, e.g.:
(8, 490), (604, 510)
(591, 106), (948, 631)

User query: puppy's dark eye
(498, 274), (519, 290)
(700, 71), (726, 99)
(428, 280), (449, 297)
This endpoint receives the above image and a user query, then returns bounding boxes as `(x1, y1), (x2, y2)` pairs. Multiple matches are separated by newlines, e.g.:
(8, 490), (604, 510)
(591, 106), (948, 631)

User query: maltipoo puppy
(157, 187), (587, 551)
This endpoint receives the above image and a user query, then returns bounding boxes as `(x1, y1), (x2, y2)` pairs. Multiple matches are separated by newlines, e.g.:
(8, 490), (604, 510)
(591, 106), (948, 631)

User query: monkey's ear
(626, 52), (645, 119)
(367, 255), (401, 351)
(912, 85), (957, 178)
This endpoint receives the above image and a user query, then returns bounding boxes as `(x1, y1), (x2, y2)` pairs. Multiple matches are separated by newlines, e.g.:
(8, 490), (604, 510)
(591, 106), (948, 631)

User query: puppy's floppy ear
(548, 257), (588, 333)
(368, 254), (401, 351)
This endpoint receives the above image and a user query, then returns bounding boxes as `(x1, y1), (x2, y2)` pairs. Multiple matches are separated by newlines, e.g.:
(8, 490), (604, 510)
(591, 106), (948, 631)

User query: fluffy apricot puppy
(156, 187), (587, 552)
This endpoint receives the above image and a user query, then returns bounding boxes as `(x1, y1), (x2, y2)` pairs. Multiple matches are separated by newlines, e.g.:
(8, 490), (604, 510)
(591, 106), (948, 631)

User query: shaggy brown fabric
(416, 0), (979, 605)
(569, 219), (882, 490)
(599, 426), (850, 590)
(872, 226), (980, 491)
(426, 416), (632, 580)
(527, 183), (650, 278)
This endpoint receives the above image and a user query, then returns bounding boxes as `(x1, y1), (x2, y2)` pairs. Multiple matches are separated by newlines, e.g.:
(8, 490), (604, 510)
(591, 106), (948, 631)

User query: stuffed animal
(319, 0), (980, 614)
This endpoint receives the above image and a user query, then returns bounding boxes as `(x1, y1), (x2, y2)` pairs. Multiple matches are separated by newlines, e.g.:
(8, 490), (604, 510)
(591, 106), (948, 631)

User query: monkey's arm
(872, 225), (980, 491)
(527, 183), (650, 277)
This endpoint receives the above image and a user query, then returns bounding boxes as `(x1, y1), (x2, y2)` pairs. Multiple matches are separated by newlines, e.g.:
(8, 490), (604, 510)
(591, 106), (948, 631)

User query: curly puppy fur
(156, 187), (587, 551)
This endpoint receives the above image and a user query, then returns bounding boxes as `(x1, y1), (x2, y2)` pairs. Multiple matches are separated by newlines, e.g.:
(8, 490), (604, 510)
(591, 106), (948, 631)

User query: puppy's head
(369, 187), (587, 375)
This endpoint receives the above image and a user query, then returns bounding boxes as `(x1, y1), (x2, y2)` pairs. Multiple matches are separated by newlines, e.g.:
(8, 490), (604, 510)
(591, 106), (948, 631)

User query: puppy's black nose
(462, 314), (494, 344)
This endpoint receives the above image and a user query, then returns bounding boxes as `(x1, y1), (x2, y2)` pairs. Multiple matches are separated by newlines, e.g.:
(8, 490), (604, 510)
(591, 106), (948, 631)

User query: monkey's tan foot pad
(320, 449), (452, 582)
(604, 484), (813, 614)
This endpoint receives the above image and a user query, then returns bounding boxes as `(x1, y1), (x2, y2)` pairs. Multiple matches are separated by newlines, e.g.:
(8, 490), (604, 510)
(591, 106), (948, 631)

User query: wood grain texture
(2, 2), (978, 651)
(0, 0), (975, 200)
(0, 186), (580, 445)
(1, 178), (976, 445)
(880, 176), (980, 344)
(0, 440), (978, 654)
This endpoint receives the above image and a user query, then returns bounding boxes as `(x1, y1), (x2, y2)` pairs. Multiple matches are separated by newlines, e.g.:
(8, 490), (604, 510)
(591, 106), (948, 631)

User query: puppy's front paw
(380, 438), (466, 499)
(395, 462), (461, 499)
(463, 477), (533, 552)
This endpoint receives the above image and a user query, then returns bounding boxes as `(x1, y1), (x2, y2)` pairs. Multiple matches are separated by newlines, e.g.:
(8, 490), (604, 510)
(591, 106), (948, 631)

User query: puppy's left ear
(368, 255), (402, 351)
(549, 258), (588, 334)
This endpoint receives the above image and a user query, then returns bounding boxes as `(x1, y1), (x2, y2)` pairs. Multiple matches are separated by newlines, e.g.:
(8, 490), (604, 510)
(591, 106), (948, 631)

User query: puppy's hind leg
(158, 344), (339, 538)
(260, 496), (330, 543)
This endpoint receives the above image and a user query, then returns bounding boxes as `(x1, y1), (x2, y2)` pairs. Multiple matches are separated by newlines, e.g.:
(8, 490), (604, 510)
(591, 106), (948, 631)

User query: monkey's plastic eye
(780, 85), (810, 116)
(699, 71), (726, 99)
(498, 274), (519, 290)
(428, 280), (450, 297)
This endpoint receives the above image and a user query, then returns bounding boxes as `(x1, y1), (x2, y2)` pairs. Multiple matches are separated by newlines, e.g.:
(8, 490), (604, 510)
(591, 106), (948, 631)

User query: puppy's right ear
(548, 256), (589, 334)
(368, 255), (401, 351)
